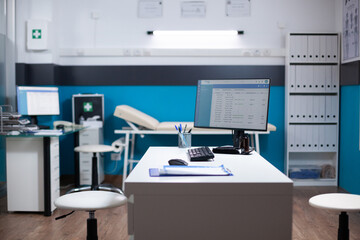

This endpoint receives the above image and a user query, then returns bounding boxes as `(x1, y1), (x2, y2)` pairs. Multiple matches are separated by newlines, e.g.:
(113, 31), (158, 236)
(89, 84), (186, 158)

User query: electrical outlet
(111, 153), (121, 161)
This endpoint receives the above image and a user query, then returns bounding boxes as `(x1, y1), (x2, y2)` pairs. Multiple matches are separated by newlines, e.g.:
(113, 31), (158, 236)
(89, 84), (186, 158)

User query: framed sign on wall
(343, 0), (360, 63)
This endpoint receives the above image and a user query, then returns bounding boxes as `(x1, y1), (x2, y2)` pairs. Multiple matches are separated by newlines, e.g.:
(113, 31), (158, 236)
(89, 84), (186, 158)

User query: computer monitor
(17, 86), (60, 124)
(194, 78), (270, 149)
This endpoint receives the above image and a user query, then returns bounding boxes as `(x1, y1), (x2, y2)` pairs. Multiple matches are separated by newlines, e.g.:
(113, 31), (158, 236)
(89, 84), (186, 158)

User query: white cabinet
(285, 33), (339, 186)
(78, 128), (104, 185)
(6, 137), (59, 214)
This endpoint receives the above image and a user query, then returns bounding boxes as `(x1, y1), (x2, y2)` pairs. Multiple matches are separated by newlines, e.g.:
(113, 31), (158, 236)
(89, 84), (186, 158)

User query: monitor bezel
(194, 78), (271, 132)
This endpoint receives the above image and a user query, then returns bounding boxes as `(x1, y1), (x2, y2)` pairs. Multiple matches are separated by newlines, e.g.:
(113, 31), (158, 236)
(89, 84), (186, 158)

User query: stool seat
(75, 144), (114, 153)
(309, 193), (360, 212)
(55, 191), (127, 211)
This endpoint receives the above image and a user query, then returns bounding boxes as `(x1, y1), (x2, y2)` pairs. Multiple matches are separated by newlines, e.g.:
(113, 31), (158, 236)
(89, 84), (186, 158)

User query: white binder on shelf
(295, 125), (302, 150)
(330, 35), (338, 62)
(329, 125), (337, 151)
(319, 66), (326, 93)
(300, 36), (308, 62)
(331, 96), (338, 122)
(296, 95), (301, 122)
(300, 125), (307, 150)
(319, 96), (326, 122)
(325, 66), (332, 92)
(288, 125), (295, 151)
(331, 66), (339, 92)
(304, 65), (309, 92)
(306, 125), (313, 151)
(325, 96), (332, 122)
(319, 35), (327, 62)
(324, 125), (332, 150)
(325, 36), (333, 62)
(307, 35), (315, 61)
(312, 96), (319, 121)
(295, 65), (303, 92)
(313, 66), (320, 92)
(289, 35), (298, 62)
(300, 96), (307, 122)
(307, 65), (314, 91)
(289, 66), (296, 92)
(312, 125), (319, 151)
(289, 97), (295, 122)
(308, 35), (320, 62)
(319, 125), (326, 151)
(306, 96), (314, 122)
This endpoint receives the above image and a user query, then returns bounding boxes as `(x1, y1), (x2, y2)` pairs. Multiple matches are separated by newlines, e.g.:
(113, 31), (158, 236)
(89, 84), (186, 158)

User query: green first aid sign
(32, 29), (42, 39)
(83, 102), (93, 112)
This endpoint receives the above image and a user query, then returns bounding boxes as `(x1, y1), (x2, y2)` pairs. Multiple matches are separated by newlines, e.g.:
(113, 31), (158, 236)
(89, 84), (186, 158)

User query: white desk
(125, 147), (293, 240)
(115, 127), (275, 190)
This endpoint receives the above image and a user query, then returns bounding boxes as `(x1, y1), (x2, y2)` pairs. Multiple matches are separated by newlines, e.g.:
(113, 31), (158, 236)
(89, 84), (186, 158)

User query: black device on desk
(168, 159), (188, 165)
(194, 78), (270, 155)
(188, 146), (214, 161)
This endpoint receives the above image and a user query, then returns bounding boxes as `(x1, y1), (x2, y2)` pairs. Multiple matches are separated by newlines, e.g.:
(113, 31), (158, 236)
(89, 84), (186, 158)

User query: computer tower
(72, 94), (104, 186)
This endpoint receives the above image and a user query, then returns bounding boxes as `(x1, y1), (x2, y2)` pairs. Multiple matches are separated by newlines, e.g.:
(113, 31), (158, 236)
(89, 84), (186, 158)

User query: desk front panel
(125, 147), (293, 240)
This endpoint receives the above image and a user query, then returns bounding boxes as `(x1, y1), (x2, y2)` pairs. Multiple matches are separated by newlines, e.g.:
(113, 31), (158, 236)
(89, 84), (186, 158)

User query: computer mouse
(168, 159), (188, 166)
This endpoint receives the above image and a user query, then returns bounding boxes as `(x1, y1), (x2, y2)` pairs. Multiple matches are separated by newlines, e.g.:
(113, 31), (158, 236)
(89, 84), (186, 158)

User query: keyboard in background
(188, 146), (214, 161)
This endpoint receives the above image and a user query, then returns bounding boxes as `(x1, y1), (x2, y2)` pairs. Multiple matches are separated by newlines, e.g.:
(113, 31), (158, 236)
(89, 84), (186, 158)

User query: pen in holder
(178, 132), (191, 148)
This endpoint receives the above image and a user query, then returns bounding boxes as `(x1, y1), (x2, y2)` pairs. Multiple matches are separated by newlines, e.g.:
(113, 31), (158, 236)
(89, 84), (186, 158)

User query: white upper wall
(16, 0), (342, 65)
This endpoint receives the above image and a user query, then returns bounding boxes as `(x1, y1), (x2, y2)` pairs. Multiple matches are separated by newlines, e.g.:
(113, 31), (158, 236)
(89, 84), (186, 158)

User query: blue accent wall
(35, 85), (285, 177)
(339, 85), (360, 194)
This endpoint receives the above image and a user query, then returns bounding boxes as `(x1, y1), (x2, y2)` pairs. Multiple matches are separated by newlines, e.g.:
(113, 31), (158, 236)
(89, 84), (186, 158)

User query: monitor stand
(30, 116), (50, 129)
(212, 130), (251, 155)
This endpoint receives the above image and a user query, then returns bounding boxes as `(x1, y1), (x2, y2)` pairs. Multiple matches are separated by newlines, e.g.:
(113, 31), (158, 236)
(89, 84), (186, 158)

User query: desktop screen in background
(194, 79), (270, 131)
(17, 86), (60, 116)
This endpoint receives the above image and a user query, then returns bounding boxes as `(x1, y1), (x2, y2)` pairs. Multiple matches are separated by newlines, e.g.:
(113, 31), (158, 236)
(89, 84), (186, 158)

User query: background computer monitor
(17, 86), (60, 124)
(194, 78), (270, 148)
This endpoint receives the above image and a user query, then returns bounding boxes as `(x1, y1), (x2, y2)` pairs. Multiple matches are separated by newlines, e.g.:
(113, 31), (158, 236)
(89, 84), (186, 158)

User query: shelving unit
(285, 33), (340, 186)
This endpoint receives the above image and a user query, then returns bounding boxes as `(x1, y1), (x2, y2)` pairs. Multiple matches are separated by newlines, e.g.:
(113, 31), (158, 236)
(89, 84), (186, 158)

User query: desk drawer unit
(6, 137), (60, 214)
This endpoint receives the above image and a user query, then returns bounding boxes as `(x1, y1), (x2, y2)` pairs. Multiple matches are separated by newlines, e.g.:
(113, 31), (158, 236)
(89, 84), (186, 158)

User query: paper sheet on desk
(33, 129), (63, 135)
(149, 165), (232, 177)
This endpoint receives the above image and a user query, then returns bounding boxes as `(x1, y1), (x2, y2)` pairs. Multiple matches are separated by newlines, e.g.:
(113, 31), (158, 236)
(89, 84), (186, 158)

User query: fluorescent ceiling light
(147, 30), (244, 36)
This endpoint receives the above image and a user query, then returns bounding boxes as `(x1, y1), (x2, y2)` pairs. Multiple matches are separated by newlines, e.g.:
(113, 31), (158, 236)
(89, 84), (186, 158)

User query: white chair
(55, 191), (127, 240)
(309, 193), (360, 240)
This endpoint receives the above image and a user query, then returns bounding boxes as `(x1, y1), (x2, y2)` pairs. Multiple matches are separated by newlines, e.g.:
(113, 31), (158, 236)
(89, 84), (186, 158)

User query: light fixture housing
(147, 30), (244, 36)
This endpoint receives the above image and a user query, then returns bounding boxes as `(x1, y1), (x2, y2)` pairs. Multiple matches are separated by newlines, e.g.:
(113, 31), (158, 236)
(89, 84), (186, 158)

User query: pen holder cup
(178, 133), (191, 148)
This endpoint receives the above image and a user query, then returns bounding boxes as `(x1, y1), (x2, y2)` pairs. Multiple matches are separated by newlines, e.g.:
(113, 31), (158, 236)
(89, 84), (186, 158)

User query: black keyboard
(188, 147), (215, 161)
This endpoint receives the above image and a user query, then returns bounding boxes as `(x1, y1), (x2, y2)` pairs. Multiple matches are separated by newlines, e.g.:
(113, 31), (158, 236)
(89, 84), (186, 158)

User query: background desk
(5, 127), (83, 216)
(125, 147), (293, 240)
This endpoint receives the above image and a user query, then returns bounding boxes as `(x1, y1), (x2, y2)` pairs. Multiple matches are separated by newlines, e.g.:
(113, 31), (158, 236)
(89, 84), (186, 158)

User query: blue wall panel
(36, 85), (285, 176)
(339, 85), (360, 194)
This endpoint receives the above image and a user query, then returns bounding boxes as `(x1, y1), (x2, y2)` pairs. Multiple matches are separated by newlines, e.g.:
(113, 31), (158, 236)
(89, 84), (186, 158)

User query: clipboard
(149, 165), (232, 177)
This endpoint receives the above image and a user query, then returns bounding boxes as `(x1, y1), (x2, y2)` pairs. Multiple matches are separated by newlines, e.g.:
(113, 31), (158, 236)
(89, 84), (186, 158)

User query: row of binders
(289, 34), (338, 63)
(288, 124), (337, 152)
(288, 95), (338, 123)
(288, 65), (339, 93)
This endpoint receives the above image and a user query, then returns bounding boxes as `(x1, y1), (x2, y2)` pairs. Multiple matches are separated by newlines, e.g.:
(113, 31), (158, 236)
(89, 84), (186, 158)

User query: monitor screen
(194, 79), (270, 132)
(17, 86), (60, 116)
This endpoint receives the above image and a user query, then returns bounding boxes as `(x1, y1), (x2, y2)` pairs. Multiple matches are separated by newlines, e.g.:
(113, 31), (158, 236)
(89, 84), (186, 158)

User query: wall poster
(343, 0), (359, 62)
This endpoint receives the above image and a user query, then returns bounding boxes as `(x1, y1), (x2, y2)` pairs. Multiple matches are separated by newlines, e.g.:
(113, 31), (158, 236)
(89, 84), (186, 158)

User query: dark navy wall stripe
(16, 64), (285, 86)
(341, 61), (360, 85)
(15, 63), (360, 86)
